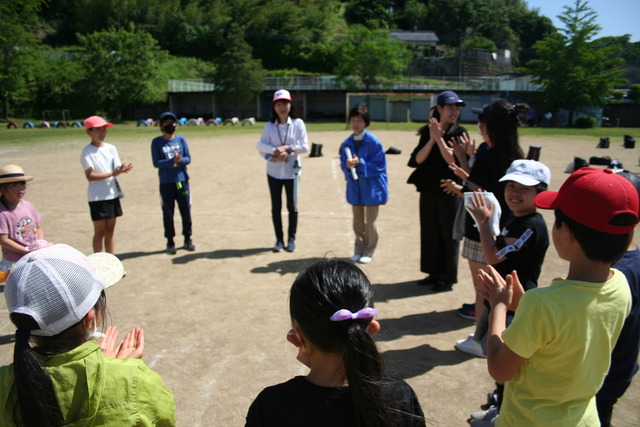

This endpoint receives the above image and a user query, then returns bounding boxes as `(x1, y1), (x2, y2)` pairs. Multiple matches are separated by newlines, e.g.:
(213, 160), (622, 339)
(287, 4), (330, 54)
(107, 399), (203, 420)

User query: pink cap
(273, 89), (292, 102)
(534, 168), (639, 234)
(83, 115), (114, 131)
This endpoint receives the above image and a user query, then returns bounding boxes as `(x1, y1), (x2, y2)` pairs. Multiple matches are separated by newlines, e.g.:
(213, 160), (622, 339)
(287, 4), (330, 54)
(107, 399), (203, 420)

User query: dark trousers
(596, 398), (616, 427)
(267, 175), (297, 243)
(160, 181), (192, 240)
(419, 190), (460, 283)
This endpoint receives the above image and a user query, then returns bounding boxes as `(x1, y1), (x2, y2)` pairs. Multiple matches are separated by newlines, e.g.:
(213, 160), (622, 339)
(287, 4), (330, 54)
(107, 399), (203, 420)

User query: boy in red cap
(478, 168), (638, 426)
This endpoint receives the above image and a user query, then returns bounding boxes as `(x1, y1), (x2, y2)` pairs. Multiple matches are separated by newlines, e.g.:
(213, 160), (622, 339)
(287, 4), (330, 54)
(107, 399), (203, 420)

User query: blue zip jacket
(339, 130), (388, 206)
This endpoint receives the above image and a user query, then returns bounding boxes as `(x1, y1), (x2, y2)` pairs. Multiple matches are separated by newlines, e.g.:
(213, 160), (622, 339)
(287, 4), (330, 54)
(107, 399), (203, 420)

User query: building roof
(390, 31), (439, 43)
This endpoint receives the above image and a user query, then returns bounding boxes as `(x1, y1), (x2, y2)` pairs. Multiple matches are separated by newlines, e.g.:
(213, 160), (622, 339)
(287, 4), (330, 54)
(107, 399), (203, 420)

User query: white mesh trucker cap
(4, 244), (124, 336)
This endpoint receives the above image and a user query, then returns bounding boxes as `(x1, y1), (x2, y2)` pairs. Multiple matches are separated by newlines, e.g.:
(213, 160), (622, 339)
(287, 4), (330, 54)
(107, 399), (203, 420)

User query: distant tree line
(1, 0), (638, 123)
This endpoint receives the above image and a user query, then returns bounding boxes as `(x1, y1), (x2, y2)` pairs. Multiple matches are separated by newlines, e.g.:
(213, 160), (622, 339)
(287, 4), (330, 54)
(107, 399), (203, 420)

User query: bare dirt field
(1, 126), (639, 426)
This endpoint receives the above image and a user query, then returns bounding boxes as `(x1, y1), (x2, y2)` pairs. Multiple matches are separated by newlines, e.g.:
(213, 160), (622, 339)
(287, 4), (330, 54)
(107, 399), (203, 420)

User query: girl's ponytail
(11, 315), (64, 427)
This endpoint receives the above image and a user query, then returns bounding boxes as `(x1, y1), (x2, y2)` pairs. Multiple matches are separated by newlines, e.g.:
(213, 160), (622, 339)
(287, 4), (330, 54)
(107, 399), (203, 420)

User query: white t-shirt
(80, 143), (122, 202)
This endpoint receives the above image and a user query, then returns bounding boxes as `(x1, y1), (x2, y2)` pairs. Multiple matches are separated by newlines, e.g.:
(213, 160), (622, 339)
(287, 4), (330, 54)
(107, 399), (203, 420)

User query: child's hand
(98, 326), (145, 359)
(346, 154), (359, 169)
(173, 150), (182, 163)
(448, 162), (469, 180)
(477, 265), (513, 309)
(287, 328), (310, 368)
(507, 270), (525, 312)
(120, 163), (133, 174)
(468, 192), (493, 224)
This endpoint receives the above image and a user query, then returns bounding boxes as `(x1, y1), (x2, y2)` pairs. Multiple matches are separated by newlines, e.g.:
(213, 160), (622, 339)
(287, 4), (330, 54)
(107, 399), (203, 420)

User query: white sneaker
(470, 406), (499, 421)
(358, 256), (373, 264)
(350, 254), (361, 262)
(455, 335), (486, 358)
(456, 334), (475, 346)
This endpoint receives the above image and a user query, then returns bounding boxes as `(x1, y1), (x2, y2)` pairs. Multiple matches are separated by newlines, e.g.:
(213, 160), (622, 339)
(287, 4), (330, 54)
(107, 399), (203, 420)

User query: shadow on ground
(0, 334), (15, 347)
(377, 310), (471, 342)
(383, 344), (475, 379)
(373, 280), (432, 302)
(251, 257), (327, 275)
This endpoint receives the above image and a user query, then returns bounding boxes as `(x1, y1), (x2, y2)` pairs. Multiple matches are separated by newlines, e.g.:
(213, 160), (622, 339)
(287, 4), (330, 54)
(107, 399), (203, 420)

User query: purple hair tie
(329, 307), (378, 322)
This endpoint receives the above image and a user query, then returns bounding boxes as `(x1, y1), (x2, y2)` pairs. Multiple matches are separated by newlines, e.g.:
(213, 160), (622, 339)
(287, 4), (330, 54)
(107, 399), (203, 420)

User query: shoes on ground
(273, 241), (284, 252)
(455, 335), (486, 358)
(285, 238), (296, 252)
(456, 334), (474, 345)
(470, 406), (499, 422)
(469, 414), (498, 427)
(416, 275), (442, 286)
(461, 302), (475, 310)
(184, 238), (196, 251)
(431, 281), (453, 293)
(457, 305), (476, 320)
(350, 254), (361, 262)
(358, 256), (373, 264)
(166, 242), (177, 255)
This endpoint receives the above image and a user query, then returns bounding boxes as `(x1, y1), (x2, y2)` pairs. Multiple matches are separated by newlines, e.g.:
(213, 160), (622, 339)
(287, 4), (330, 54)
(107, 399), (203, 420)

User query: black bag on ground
(589, 156), (611, 166)
(624, 135), (635, 149)
(596, 137), (609, 148)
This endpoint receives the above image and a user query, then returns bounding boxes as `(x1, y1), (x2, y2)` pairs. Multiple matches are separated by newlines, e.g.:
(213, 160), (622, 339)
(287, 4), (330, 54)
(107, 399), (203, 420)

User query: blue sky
(526, 0), (639, 41)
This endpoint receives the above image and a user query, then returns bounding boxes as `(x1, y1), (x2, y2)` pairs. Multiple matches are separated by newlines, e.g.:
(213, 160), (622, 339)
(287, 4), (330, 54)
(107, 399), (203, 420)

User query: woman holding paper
(340, 105), (388, 264)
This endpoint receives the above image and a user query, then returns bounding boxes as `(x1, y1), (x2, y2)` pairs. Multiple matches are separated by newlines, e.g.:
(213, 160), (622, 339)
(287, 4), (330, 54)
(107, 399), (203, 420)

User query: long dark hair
(9, 293), (107, 427)
(269, 100), (298, 123)
(480, 99), (526, 160)
(289, 259), (392, 426)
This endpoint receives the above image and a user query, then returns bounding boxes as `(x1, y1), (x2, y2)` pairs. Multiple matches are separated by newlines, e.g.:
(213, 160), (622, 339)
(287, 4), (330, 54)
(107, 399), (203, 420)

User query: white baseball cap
(5, 244), (124, 336)
(499, 159), (551, 187)
(273, 89), (292, 102)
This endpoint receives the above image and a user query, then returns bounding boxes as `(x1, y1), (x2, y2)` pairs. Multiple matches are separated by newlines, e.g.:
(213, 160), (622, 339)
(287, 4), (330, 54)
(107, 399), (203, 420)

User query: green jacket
(0, 340), (175, 426)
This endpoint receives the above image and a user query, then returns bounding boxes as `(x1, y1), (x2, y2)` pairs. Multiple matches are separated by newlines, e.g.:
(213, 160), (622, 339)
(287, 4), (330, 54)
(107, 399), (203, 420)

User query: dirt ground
(0, 127), (639, 426)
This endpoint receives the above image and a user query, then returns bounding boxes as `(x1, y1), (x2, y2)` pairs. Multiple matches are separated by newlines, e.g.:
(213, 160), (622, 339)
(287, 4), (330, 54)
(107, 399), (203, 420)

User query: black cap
(159, 112), (177, 122)
(437, 91), (465, 106)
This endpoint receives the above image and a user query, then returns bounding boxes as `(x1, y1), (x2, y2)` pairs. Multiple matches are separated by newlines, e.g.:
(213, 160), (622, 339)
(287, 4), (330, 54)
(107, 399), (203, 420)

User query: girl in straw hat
(0, 164), (44, 273)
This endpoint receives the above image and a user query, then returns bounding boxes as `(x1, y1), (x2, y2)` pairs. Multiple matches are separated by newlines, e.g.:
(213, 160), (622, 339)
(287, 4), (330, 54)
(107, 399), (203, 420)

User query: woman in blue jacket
(340, 105), (388, 264)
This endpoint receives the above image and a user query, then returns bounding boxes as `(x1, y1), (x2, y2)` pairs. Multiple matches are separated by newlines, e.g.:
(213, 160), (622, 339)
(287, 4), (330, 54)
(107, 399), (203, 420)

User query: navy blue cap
(159, 111), (177, 122)
(437, 91), (465, 106)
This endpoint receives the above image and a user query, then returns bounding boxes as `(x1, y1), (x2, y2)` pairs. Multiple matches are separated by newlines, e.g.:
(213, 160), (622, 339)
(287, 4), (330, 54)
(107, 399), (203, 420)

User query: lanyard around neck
(277, 122), (289, 145)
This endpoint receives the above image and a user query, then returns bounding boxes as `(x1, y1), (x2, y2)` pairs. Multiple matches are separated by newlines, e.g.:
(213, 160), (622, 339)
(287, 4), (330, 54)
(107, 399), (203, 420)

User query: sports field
(0, 123), (638, 426)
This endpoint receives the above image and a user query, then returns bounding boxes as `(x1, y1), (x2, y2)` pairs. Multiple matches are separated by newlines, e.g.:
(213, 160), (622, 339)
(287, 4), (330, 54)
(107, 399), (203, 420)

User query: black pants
(267, 175), (297, 243)
(160, 181), (192, 240)
(596, 398), (616, 427)
(419, 190), (460, 283)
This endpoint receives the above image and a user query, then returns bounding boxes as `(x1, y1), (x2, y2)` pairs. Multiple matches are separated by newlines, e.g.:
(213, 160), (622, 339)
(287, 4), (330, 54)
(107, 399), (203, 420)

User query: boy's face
(86, 126), (108, 144)
(504, 181), (537, 217)
(349, 116), (366, 135)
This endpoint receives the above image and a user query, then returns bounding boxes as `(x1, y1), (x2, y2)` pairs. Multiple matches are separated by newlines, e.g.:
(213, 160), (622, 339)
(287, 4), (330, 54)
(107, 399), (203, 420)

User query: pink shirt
(0, 199), (42, 262)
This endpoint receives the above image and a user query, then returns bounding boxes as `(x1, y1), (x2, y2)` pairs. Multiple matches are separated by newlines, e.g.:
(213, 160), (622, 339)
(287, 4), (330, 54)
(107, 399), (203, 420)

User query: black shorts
(89, 198), (122, 221)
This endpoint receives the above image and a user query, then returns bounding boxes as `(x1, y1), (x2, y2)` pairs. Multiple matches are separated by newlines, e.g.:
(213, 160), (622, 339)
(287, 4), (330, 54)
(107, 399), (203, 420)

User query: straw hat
(0, 165), (33, 184)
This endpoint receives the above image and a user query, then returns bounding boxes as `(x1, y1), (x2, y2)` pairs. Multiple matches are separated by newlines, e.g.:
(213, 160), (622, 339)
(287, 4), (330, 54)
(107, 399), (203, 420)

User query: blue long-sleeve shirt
(339, 130), (388, 206)
(151, 135), (191, 183)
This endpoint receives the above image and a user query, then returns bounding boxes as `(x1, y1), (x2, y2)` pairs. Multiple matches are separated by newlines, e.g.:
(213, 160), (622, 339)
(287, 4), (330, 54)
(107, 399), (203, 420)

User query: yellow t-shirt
(497, 269), (631, 427)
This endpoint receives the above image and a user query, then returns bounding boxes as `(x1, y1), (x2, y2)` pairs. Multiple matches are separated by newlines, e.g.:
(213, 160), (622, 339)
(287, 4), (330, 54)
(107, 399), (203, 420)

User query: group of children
(0, 103), (639, 426)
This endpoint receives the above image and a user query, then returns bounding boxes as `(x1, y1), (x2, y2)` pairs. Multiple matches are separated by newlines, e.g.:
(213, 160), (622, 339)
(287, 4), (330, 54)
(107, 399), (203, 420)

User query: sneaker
(455, 335), (486, 358)
(456, 334), (474, 346)
(272, 241), (284, 252)
(184, 238), (196, 251)
(285, 238), (296, 252)
(470, 406), (499, 421)
(166, 242), (177, 255)
(416, 275), (441, 286)
(431, 281), (453, 293)
(457, 305), (476, 320)
(358, 256), (373, 264)
(469, 414), (498, 427)
(350, 254), (361, 262)
(461, 302), (475, 310)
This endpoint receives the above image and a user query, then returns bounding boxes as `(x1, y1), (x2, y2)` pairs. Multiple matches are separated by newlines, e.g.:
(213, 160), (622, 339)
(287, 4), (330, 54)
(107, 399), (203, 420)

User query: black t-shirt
(245, 376), (425, 427)
(407, 126), (466, 193)
(493, 212), (549, 291)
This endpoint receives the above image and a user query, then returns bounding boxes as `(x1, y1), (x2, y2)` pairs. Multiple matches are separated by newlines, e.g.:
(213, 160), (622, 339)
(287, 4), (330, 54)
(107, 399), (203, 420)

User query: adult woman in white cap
(0, 244), (175, 426)
(407, 91), (467, 292)
(257, 89), (309, 252)
(0, 164), (43, 273)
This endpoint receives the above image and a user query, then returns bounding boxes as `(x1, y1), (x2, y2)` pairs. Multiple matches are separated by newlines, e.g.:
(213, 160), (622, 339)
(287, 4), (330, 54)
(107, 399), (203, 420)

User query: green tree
(526, 0), (625, 126)
(78, 29), (169, 120)
(0, 0), (48, 119)
(629, 84), (640, 104)
(344, 0), (394, 29)
(212, 25), (265, 114)
(333, 25), (411, 91)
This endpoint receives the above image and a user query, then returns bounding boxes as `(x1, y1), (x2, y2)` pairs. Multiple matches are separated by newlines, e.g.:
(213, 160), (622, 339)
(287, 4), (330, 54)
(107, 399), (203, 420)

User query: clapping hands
(98, 326), (145, 359)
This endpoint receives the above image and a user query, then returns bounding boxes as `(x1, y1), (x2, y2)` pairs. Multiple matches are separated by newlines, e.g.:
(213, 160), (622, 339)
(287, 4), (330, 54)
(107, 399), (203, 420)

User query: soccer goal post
(345, 92), (436, 125)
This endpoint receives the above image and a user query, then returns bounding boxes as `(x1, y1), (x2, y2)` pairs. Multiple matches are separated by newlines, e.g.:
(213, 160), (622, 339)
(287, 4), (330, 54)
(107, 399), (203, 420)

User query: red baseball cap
(535, 168), (639, 234)
(83, 116), (113, 131)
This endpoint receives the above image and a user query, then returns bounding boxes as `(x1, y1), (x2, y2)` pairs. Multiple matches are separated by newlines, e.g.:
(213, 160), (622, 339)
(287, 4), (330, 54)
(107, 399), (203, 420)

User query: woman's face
(437, 103), (460, 125)
(274, 100), (291, 121)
